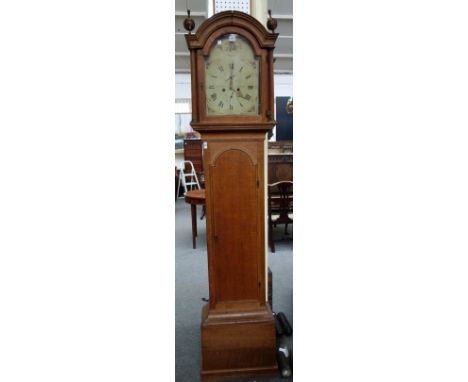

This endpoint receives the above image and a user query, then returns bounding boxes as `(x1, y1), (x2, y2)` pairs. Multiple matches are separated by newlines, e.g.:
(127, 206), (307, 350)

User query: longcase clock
(185, 10), (278, 380)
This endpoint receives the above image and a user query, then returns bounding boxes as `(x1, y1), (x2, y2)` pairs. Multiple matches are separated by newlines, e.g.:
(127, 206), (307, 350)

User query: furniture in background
(268, 140), (293, 153)
(177, 160), (200, 198)
(268, 140), (292, 185)
(268, 181), (293, 253)
(184, 138), (204, 187)
(268, 153), (293, 184)
(184, 189), (206, 249)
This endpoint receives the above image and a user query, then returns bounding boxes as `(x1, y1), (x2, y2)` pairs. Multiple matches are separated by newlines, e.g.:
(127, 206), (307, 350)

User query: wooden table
(184, 189), (206, 249)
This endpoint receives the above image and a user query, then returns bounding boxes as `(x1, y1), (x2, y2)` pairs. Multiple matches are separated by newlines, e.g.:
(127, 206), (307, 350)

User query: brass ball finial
(183, 9), (195, 34)
(266, 9), (277, 33)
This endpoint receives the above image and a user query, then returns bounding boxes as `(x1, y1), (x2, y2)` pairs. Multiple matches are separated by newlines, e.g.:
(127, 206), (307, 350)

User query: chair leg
(284, 223), (289, 235)
(269, 219), (275, 253)
(200, 206), (205, 220)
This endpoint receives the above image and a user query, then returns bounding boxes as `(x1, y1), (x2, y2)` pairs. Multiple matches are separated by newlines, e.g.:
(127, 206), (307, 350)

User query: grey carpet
(175, 199), (293, 382)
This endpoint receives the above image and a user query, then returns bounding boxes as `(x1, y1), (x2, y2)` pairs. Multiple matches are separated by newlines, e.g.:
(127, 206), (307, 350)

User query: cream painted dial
(205, 34), (260, 116)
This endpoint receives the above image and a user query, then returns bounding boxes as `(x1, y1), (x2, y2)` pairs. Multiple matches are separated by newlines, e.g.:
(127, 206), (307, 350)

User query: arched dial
(205, 34), (260, 116)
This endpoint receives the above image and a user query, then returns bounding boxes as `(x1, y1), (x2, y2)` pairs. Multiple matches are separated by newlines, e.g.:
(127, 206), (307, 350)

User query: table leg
(191, 204), (197, 249)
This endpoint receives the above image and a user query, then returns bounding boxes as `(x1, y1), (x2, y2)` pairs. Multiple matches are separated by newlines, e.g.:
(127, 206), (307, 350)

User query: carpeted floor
(175, 199), (293, 381)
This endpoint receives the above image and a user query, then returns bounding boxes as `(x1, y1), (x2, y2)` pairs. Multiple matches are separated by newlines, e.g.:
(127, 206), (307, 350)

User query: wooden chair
(268, 181), (293, 253)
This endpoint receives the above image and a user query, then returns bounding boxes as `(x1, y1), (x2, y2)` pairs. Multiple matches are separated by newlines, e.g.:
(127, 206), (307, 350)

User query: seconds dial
(205, 34), (260, 116)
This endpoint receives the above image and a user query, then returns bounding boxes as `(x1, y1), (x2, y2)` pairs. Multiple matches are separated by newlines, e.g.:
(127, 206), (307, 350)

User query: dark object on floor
(290, 347), (293, 373)
(276, 345), (292, 377)
(277, 312), (293, 336)
(268, 267), (273, 310)
(274, 313), (283, 336)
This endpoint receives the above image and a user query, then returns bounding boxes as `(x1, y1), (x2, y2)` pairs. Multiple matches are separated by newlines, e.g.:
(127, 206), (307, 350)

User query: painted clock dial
(205, 34), (260, 116)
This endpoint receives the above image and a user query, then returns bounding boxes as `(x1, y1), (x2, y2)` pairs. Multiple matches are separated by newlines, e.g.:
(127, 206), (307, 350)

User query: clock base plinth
(200, 302), (278, 381)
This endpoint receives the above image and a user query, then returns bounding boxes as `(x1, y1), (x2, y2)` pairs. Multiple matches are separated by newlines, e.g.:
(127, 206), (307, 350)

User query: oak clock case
(185, 11), (278, 380)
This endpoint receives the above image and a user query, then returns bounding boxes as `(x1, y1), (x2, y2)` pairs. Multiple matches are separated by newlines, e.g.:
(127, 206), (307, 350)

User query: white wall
(175, 73), (192, 100)
(273, 73), (293, 97)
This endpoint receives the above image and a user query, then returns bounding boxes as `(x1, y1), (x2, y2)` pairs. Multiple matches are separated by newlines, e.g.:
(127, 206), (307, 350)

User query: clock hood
(185, 10), (278, 50)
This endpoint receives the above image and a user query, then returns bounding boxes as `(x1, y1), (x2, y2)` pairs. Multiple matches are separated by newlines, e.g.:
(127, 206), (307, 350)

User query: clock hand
(229, 62), (234, 90)
(225, 74), (236, 84)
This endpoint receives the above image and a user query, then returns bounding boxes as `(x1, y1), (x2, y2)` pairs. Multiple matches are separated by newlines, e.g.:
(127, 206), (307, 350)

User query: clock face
(205, 34), (260, 116)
